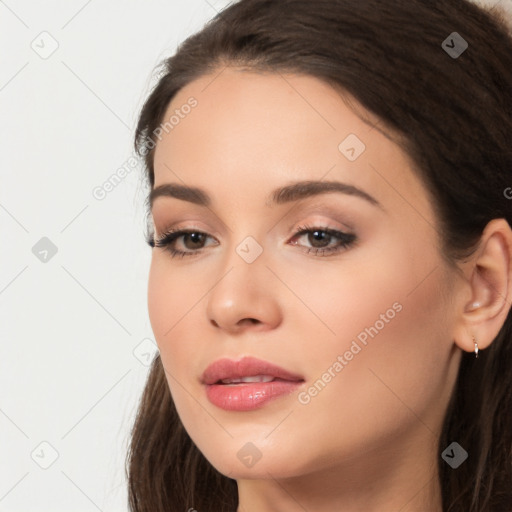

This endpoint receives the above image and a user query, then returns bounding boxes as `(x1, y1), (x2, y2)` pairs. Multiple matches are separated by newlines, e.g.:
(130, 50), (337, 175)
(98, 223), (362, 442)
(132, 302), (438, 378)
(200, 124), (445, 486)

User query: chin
(198, 444), (311, 481)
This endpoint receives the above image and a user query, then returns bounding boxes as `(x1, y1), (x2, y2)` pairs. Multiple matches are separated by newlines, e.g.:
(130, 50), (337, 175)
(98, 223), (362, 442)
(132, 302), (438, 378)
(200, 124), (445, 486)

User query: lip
(201, 356), (304, 411)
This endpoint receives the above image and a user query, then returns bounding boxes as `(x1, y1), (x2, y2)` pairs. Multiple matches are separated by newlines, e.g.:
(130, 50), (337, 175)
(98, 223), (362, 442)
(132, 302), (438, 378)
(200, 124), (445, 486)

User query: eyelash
(147, 223), (357, 259)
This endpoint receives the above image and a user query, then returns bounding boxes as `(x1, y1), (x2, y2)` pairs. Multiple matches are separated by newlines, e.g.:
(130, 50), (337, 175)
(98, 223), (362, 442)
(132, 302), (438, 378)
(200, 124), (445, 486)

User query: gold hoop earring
(473, 336), (479, 358)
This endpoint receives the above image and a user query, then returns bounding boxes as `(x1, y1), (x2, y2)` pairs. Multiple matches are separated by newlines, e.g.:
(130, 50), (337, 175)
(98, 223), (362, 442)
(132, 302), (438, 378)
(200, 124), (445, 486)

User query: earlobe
(453, 219), (512, 354)
(466, 301), (481, 311)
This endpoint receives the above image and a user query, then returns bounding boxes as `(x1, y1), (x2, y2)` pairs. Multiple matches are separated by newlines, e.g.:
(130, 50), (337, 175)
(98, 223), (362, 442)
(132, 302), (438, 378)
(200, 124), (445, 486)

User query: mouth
(216, 375), (300, 385)
(201, 357), (305, 411)
(201, 356), (304, 385)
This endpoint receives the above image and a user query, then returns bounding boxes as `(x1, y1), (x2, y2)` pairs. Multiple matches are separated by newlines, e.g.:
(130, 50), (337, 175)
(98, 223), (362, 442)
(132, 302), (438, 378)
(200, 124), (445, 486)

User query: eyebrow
(149, 180), (382, 210)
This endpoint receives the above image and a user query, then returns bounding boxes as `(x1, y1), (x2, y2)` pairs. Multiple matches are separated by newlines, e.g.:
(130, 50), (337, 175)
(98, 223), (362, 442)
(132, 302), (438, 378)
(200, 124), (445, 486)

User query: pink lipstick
(201, 356), (304, 411)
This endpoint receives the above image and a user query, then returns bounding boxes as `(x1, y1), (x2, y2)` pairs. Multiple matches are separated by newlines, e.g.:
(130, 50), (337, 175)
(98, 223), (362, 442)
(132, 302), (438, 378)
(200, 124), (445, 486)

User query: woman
(126, 0), (512, 510)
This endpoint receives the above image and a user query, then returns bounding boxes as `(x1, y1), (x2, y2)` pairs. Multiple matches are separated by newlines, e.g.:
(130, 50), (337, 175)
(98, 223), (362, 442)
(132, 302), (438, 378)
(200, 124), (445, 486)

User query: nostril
(235, 318), (260, 328)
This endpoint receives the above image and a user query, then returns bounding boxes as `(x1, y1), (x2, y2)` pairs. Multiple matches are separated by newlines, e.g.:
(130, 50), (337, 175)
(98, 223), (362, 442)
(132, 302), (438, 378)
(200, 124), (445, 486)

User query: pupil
(186, 233), (204, 248)
(310, 230), (330, 248)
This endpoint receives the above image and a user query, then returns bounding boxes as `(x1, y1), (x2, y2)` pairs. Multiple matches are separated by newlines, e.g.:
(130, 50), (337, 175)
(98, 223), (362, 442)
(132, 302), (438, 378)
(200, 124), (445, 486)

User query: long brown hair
(126, 1), (512, 510)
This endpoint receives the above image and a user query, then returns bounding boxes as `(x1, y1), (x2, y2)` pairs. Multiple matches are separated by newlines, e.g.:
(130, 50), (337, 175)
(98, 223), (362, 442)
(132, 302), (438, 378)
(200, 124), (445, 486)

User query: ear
(452, 218), (512, 354)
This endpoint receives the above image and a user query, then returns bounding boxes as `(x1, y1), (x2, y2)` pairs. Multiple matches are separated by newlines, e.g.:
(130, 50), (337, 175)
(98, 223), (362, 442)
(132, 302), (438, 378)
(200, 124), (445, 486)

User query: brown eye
(305, 230), (333, 248)
(181, 232), (207, 250)
(290, 224), (357, 256)
(151, 229), (218, 258)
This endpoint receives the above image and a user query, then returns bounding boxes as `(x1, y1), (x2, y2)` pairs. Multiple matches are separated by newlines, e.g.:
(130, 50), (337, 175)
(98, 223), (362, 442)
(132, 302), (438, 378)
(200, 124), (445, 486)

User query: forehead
(155, 68), (379, 165)
(151, 68), (434, 228)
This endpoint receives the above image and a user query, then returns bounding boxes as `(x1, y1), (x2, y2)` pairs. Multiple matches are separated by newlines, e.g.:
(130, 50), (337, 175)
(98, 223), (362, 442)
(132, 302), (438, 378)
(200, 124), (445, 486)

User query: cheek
(147, 259), (170, 342)
(292, 248), (453, 456)
(147, 258), (192, 360)
(147, 259), (202, 419)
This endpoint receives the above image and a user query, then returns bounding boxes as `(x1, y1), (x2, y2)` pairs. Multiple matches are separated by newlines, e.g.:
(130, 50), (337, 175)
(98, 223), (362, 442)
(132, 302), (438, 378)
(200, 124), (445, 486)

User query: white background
(0, 1), (230, 510)
(1, 0), (510, 511)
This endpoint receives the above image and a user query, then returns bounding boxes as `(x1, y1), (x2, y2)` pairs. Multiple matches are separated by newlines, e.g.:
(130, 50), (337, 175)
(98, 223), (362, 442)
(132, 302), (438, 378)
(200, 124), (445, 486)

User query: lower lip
(205, 380), (303, 411)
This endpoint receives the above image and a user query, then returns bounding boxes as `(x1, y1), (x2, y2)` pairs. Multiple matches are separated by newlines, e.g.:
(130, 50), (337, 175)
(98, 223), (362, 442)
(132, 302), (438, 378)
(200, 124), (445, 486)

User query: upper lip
(201, 356), (304, 385)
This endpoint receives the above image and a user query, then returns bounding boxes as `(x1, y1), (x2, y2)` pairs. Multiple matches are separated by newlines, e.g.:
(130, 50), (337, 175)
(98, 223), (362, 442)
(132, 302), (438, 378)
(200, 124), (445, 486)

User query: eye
(147, 224), (357, 258)
(289, 223), (356, 257)
(147, 228), (216, 258)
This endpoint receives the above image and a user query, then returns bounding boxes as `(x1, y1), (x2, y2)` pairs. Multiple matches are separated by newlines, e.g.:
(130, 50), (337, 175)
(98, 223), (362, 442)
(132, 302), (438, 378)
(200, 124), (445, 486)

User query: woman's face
(148, 68), (463, 481)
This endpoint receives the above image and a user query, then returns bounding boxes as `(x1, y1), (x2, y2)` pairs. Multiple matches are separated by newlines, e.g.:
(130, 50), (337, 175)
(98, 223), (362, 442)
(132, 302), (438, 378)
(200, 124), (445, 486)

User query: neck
(236, 428), (443, 512)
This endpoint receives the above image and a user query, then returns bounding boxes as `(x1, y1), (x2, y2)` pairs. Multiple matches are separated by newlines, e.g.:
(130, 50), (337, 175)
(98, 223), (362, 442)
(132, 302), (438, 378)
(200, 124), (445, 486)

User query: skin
(147, 67), (512, 511)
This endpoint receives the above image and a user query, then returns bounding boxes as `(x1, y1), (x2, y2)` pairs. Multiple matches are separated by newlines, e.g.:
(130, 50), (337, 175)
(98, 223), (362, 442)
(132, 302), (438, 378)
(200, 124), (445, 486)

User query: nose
(205, 245), (283, 334)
